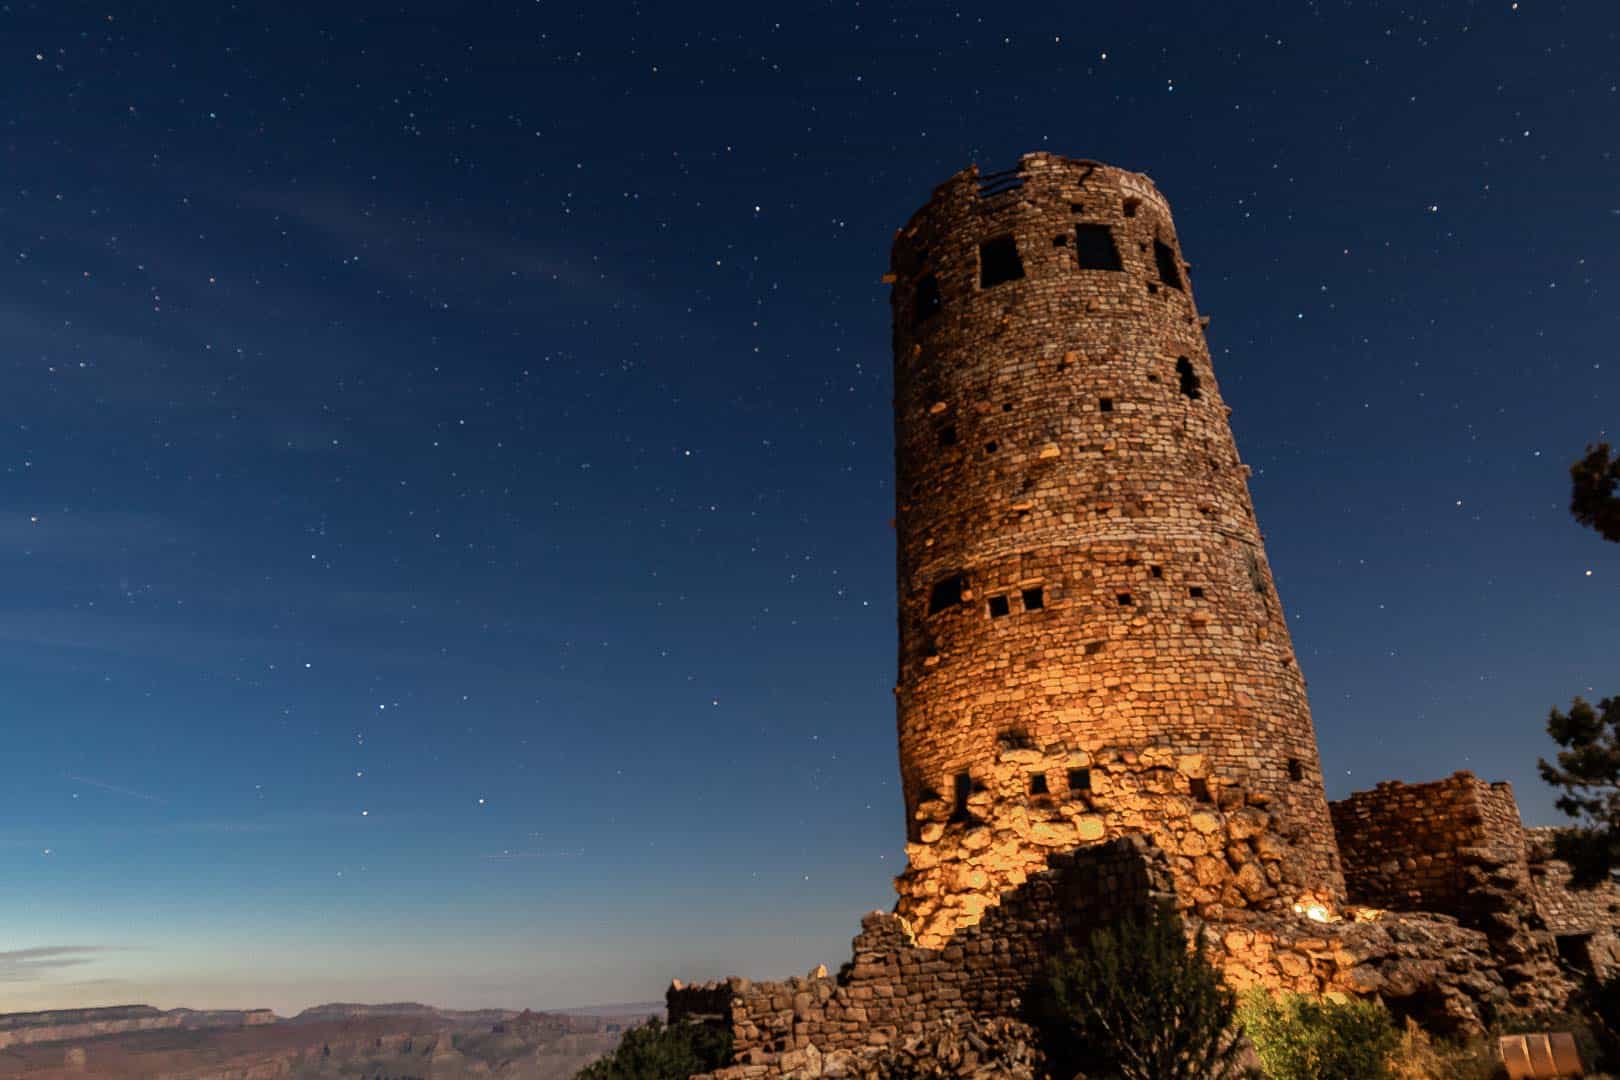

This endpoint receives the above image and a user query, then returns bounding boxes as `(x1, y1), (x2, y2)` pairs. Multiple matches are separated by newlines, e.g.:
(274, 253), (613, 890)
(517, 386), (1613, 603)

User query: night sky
(2, 1), (1615, 1015)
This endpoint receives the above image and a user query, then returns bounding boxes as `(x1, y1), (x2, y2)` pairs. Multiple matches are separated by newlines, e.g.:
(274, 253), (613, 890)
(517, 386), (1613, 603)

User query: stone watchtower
(888, 153), (1345, 946)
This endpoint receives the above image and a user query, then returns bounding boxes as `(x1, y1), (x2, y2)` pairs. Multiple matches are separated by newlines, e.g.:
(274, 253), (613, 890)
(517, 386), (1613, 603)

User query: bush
(575, 1016), (732, 1080)
(1032, 903), (1248, 1080)
(1387, 1018), (1501, 1080)
(1238, 991), (1400, 1080)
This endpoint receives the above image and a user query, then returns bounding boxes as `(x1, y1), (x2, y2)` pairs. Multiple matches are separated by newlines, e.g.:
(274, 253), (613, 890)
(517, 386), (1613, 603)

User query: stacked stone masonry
(665, 155), (1620, 1078)
(887, 153), (1343, 946)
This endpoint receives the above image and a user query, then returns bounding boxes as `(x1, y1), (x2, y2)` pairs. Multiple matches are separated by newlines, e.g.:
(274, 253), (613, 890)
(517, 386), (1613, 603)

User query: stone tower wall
(887, 153), (1343, 945)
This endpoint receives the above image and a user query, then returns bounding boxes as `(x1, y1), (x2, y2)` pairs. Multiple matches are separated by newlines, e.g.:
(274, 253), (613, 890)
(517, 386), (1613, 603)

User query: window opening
(984, 440), (999, 454)
(1074, 224), (1124, 271)
(1022, 587), (1044, 611)
(1117, 593), (1133, 606)
(928, 573), (965, 614)
(1029, 772), (1049, 796)
(1052, 234), (1068, 247)
(1154, 240), (1184, 289)
(988, 595), (1011, 618)
(1099, 397), (1114, 412)
(1176, 357), (1202, 400)
(912, 273), (941, 326)
(1150, 565), (1163, 578)
(979, 235), (1025, 288)
(1068, 768), (1091, 792)
(951, 772), (973, 822)
(1123, 198), (1140, 218)
(938, 424), (958, 447)
(1288, 758), (1305, 782)
(1189, 587), (1205, 599)
(1189, 777), (1212, 803)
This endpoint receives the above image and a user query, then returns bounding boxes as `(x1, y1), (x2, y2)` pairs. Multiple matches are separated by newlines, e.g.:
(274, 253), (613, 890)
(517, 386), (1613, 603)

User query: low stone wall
(671, 836), (1545, 1078)
(1526, 827), (1620, 980)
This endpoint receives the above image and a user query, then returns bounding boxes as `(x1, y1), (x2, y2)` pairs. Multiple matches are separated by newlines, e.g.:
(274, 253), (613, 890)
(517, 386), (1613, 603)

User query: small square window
(979, 235), (1025, 288)
(1123, 198), (1140, 218)
(938, 424), (957, 447)
(1150, 565), (1163, 578)
(1029, 773), (1049, 796)
(1074, 224), (1124, 272)
(1189, 777), (1212, 803)
(1022, 587), (1044, 611)
(984, 440), (999, 454)
(928, 574), (965, 614)
(1288, 758), (1305, 782)
(1068, 768), (1091, 792)
(1117, 593), (1133, 606)
(1099, 397), (1114, 412)
(1189, 587), (1205, 599)
(1052, 234), (1068, 248)
(988, 595), (1011, 618)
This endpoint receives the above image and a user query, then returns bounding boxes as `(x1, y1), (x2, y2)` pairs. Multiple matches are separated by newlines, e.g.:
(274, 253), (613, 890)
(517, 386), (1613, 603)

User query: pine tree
(1540, 697), (1620, 884)
(1572, 443), (1620, 543)
(1033, 903), (1247, 1080)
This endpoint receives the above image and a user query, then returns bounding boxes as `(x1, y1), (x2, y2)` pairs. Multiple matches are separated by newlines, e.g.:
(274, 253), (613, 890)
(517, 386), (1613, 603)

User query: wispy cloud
(0, 947), (116, 983)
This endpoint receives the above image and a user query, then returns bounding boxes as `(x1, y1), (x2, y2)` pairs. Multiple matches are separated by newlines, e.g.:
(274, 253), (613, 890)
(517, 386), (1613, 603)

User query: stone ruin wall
(1525, 827), (1620, 980)
(888, 154), (1342, 948)
(672, 838), (1538, 1079)
(1330, 772), (1525, 913)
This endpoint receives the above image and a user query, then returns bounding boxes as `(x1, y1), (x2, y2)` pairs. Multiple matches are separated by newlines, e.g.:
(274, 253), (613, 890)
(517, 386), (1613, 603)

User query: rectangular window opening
(951, 772), (973, 821)
(912, 273), (942, 326)
(1021, 586), (1044, 611)
(1154, 240), (1183, 290)
(1189, 586), (1205, 599)
(1074, 224), (1124, 272)
(1099, 397), (1114, 412)
(1176, 357), (1203, 400)
(1150, 565), (1163, 578)
(938, 423), (958, 447)
(979, 235), (1025, 288)
(1123, 198), (1140, 218)
(987, 595), (1011, 618)
(1083, 641), (1104, 656)
(928, 573), (965, 615)
(1288, 758), (1305, 782)
(1052, 234), (1068, 247)
(1068, 768), (1091, 792)
(1117, 593), (1133, 606)
(1029, 772), (1049, 796)
(1189, 777), (1212, 803)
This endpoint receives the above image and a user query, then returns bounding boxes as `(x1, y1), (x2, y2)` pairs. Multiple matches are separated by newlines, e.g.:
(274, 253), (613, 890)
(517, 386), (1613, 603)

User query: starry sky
(1, 0), (1615, 1016)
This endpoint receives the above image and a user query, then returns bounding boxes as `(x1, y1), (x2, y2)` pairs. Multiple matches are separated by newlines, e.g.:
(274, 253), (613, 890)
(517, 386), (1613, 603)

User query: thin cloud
(0, 947), (116, 983)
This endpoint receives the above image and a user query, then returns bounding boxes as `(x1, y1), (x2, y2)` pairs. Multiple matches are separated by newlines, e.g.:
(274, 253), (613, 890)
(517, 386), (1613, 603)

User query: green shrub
(575, 1017), (731, 1080)
(1032, 902), (1248, 1080)
(1238, 991), (1400, 1080)
(1388, 1017), (1501, 1080)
